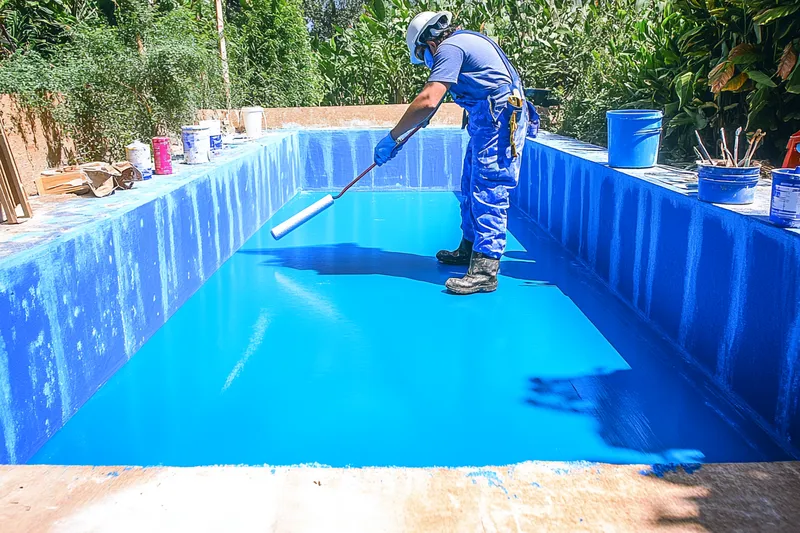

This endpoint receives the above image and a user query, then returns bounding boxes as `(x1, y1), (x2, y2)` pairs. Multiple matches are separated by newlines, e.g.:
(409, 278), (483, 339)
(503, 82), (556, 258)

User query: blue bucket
(607, 110), (663, 168)
(770, 167), (800, 228)
(697, 164), (760, 204)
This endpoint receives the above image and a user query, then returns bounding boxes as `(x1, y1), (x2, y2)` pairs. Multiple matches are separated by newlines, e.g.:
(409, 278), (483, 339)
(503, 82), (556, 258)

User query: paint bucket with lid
(242, 107), (263, 139)
(697, 163), (760, 204)
(606, 110), (663, 168)
(200, 119), (223, 157)
(152, 137), (172, 175)
(770, 167), (800, 228)
(125, 140), (152, 180)
(182, 125), (209, 165)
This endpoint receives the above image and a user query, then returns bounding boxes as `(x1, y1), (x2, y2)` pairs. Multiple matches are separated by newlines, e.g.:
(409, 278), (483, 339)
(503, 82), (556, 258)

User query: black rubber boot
(445, 252), (500, 295)
(436, 238), (473, 265)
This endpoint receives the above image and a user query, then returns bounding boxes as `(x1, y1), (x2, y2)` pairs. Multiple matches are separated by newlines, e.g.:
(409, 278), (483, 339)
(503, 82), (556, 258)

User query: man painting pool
(373, 11), (531, 295)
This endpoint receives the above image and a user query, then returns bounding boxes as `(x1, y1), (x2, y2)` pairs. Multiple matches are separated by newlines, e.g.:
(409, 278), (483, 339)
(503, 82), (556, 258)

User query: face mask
(424, 48), (434, 69)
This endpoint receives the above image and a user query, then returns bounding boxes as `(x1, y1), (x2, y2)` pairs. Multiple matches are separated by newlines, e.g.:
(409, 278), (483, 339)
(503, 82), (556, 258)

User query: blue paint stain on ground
(641, 463), (703, 478)
(466, 470), (508, 495)
(29, 192), (788, 466)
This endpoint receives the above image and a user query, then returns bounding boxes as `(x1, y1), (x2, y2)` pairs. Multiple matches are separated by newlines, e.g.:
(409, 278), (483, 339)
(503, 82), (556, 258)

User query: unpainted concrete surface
(1, 462), (799, 532)
(0, 95), (75, 196)
(197, 103), (464, 132)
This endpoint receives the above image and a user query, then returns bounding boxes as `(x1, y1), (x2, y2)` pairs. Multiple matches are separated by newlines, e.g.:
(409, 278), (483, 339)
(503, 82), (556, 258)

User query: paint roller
(270, 123), (425, 240)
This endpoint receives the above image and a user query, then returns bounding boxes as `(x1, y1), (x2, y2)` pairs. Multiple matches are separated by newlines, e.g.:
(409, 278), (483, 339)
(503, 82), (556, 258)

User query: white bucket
(182, 125), (210, 165)
(200, 119), (223, 157)
(199, 119), (221, 136)
(125, 140), (152, 179)
(242, 107), (264, 139)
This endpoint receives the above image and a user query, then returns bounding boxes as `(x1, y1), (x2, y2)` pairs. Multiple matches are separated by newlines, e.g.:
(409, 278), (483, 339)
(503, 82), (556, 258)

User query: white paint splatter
(0, 334), (18, 463)
(73, 307), (81, 318)
(222, 310), (270, 392)
(43, 360), (55, 408)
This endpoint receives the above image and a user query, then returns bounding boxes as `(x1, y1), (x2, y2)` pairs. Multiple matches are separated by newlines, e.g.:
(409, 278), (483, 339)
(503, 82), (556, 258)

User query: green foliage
(0, 5), (225, 160)
(303, 0), (364, 42)
(0, 0), (97, 54)
(316, 0), (660, 145)
(228, 0), (324, 107)
(315, 0), (429, 105)
(625, 0), (800, 162)
(2, 0), (798, 164)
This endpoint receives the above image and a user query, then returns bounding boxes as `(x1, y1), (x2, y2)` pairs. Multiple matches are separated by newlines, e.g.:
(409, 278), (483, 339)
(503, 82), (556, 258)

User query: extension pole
(270, 124), (425, 240)
(215, 0), (232, 109)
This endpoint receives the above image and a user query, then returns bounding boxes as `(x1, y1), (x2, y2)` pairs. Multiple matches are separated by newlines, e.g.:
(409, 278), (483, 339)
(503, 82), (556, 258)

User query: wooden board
(0, 118), (32, 221)
(0, 164), (18, 223)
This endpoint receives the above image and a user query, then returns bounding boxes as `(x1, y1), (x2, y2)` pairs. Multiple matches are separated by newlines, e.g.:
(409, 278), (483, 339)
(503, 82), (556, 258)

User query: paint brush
(692, 146), (706, 164)
(720, 128), (735, 167)
(744, 130), (766, 167)
(694, 130), (713, 162)
(742, 129), (764, 167)
(718, 140), (728, 166)
(733, 127), (742, 167)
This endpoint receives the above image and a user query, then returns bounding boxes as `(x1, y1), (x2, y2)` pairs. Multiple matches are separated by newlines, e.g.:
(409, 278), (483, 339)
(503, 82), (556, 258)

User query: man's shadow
(238, 242), (552, 287)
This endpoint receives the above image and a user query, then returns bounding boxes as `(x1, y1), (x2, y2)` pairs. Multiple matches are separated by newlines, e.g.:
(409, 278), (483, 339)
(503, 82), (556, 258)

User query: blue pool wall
(1, 125), (799, 464)
(512, 137), (800, 454)
(0, 128), (468, 464)
(299, 128), (469, 190)
(0, 134), (304, 464)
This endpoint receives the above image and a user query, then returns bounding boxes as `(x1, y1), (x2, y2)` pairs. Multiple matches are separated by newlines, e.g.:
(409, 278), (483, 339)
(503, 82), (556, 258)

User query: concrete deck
(1, 462), (799, 532)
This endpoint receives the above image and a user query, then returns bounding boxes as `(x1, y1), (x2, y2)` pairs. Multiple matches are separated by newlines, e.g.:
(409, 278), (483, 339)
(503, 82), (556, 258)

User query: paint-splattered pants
(458, 93), (528, 259)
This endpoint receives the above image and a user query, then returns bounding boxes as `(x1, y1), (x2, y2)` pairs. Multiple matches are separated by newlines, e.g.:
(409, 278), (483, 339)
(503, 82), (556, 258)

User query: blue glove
(374, 133), (401, 166)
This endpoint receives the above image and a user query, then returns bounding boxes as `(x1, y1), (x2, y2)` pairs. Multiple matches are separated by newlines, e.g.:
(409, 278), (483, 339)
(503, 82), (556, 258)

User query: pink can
(152, 137), (172, 175)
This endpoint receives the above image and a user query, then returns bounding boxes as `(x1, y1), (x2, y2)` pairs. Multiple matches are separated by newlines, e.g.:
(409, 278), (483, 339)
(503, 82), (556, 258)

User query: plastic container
(182, 125), (209, 165)
(200, 119), (223, 156)
(152, 137), (172, 175)
(770, 167), (800, 228)
(606, 110), (663, 168)
(697, 163), (760, 204)
(125, 140), (152, 180)
(242, 107), (264, 139)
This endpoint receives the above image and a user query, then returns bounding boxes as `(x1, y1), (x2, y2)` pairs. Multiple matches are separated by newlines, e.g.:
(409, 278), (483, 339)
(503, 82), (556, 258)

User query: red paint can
(152, 137), (173, 175)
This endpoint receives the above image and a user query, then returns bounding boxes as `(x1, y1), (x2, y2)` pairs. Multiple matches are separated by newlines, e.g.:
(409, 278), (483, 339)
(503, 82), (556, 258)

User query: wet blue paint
(641, 463), (702, 478)
(30, 192), (788, 466)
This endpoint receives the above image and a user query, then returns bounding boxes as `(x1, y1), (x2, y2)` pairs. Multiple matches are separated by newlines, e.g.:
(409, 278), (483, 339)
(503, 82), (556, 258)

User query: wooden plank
(0, 117), (32, 218)
(0, 164), (18, 223)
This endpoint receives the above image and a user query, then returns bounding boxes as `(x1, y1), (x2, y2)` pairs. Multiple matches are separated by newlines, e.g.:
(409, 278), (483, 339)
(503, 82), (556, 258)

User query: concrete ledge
(199, 103), (464, 131)
(1, 462), (799, 532)
(514, 133), (800, 456)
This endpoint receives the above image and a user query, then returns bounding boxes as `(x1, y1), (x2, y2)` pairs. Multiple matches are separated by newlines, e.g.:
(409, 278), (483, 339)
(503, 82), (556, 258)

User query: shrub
(228, 0), (324, 107)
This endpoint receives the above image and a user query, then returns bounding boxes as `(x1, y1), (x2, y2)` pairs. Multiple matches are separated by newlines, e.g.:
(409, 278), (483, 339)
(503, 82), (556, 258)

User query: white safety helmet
(406, 11), (452, 65)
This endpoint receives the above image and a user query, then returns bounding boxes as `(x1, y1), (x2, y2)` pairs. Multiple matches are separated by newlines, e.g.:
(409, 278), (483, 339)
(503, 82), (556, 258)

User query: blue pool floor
(31, 191), (789, 466)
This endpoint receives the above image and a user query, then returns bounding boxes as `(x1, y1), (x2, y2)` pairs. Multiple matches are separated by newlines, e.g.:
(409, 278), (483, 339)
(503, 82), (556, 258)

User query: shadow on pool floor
(239, 206), (791, 465)
(238, 242), (554, 288)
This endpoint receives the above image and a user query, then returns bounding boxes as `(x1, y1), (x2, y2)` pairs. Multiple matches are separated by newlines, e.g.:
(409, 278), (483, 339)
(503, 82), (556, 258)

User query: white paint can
(242, 107), (264, 139)
(182, 125), (210, 165)
(125, 140), (153, 179)
(200, 119), (223, 157)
